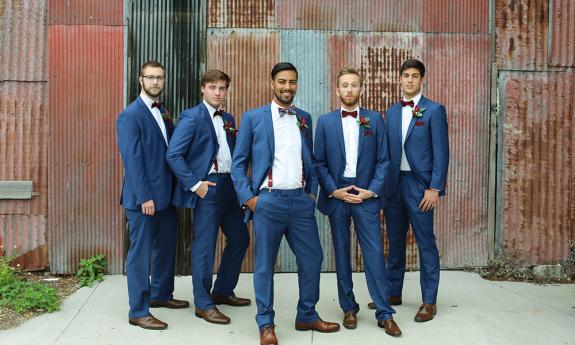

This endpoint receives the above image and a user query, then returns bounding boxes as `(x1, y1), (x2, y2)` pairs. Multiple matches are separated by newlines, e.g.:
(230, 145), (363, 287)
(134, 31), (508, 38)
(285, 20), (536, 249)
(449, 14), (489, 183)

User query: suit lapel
(405, 96), (426, 141)
(200, 103), (219, 147)
(333, 111), (346, 159)
(357, 108), (366, 156)
(264, 105), (275, 156)
(138, 97), (167, 146)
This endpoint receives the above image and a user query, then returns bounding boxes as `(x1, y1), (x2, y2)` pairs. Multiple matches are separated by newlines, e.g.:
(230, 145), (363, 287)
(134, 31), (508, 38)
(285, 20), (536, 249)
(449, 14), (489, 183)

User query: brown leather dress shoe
(342, 311), (357, 329)
(195, 307), (231, 324)
(414, 303), (437, 322)
(259, 326), (278, 345)
(295, 318), (340, 333)
(149, 299), (190, 309)
(377, 318), (402, 337)
(212, 293), (251, 306)
(128, 315), (167, 330)
(368, 296), (402, 309)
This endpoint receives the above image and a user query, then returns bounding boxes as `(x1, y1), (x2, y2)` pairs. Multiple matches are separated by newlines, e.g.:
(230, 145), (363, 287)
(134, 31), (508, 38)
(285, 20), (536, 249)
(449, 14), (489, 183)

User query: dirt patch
(0, 272), (79, 330)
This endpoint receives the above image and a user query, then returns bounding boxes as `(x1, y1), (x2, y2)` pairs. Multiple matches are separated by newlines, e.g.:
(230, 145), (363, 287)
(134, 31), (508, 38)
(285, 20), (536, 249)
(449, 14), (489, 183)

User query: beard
(274, 88), (295, 106)
(339, 93), (360, 107)
(143, 84), (163, 98)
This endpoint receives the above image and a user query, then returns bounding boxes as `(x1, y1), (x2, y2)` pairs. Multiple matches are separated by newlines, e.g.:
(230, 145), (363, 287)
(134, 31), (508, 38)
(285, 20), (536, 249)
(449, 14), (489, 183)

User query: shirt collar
(403, 93), (422, 107)
(203, 100), (217, 117)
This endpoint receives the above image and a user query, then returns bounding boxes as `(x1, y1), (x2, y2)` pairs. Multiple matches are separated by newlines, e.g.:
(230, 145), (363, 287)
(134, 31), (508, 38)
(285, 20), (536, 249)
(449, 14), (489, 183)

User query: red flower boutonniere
(412, 105), (426, 118)
(223, 120), (238, 137)
(357, 116), (371, 129)
(296, 116), (308, 130)
(162, 109), (174, 131)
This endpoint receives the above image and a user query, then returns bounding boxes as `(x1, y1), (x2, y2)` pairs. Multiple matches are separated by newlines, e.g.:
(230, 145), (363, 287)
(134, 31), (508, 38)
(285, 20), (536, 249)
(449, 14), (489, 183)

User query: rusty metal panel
(0, 215), (47, 270)
(48, 0), (123, 25)
(0, 0), (47, 81)
(207, 29), (279, 272)
(47, 24), (124, 274)
(421, 0), (489, 33)
(498, 70), (575, 265)
(548, 0), (575, 67)
(495, 0), (549, 70)
(208, 0), (274, 28)
(0, 82), (48, 216)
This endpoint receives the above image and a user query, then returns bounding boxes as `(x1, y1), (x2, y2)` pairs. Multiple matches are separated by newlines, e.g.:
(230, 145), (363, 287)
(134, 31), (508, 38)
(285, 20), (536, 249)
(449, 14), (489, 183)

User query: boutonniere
(412, 105), (426, 118)
(296, 115), (308, 130)
(162, 109), (174, 131)
(223, 120), (238, 137)
(357, 116), (371, 129)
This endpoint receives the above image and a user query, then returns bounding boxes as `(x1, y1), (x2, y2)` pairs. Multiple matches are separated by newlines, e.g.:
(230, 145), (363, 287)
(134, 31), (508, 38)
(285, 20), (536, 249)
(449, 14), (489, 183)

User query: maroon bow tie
(151, 101), (163, 109)
(342, 110), (358, 118)
(278, 106), (296, 117)
(213, 109), (224, 117)
(400, 100), (414, 108)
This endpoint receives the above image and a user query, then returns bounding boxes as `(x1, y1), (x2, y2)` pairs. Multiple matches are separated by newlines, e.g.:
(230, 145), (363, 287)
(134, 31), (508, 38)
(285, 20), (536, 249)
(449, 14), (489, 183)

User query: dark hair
(400, 59), (425, 78)
(201, 69), (231, 88)
(337, 66), (363, 86)
(140, 60), (165, 76)
(271, 62), (298, 80)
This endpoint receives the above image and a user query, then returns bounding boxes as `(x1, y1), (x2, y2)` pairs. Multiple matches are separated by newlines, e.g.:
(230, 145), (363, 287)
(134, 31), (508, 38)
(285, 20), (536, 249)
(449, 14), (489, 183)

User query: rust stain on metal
(549, 0), (575, 67)
(495, 0), (549, 70)
(0, 215), (48, 270)
(208, 0), (274, 28)
(48, 0), (123, 25)
(500, 71), (574, 264)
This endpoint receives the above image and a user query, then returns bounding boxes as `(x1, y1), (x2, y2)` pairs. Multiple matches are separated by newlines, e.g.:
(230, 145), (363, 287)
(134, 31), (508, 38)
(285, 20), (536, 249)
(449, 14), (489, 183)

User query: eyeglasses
(141, 75), (165, 82)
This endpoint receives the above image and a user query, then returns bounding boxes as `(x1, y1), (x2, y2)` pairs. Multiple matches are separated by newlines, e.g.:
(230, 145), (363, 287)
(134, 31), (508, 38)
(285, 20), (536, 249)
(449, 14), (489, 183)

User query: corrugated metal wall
(0, 0), (49, 269)
(205, 0), (492, 271)
(47, 0), (125, 273)
(495, 0), (575, 264)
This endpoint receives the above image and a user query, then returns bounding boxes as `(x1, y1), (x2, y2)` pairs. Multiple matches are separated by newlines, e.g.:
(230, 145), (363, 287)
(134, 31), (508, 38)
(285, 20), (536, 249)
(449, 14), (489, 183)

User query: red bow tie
(400, 100), (414, 108)
(342, 110), (358, 118)
(278, 106), (296, 117)
(151, 101), (163, 109)
(213, 109), (224, 117)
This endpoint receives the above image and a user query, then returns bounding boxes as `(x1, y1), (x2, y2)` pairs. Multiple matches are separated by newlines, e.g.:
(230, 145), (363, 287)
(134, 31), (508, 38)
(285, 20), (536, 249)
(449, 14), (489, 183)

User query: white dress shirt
(190, 101), (233, 192)
(341, 107), (360, 178)
(140, 92), (168, 145)
(260, 101), (303, 190)
(400, 93), (422, 171)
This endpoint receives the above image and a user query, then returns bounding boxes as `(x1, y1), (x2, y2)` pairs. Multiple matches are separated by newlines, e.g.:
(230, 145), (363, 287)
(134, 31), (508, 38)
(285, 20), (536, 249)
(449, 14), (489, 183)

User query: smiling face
(400, 67), (424, 100)
(271, 70), (298, 107)
(201, 79), (228, 109)
(336, 73), (362, 109)
(139, 66), (165, 99)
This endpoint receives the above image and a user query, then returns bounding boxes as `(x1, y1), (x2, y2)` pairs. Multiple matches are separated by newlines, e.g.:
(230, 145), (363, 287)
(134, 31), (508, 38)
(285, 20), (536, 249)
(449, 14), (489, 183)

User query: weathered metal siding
(0, 0), (48, 269)
(497, 71), (574, 264)
(548, 0), (575, 67)
(48, 0), (123, 25)
(47, 9), (125, 273)
(208, 0), (274, 28)
(495, 0), (549, 70)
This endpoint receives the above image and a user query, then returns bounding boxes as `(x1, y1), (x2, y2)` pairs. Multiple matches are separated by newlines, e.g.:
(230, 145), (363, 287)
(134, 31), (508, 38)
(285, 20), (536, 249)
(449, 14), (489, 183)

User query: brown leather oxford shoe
(259, 326), (278, 345)
(342, 311), (357, 329)
(212, 293), (251, 306)
(368, 296), (402, 309)
(195, 307), (231, 324)
(149, 299), (190, 309)
(414, 303), (437, 322)
(128, 315), (167, 330)
(377, 318), (402, 337)
(295, 318), (340, 333)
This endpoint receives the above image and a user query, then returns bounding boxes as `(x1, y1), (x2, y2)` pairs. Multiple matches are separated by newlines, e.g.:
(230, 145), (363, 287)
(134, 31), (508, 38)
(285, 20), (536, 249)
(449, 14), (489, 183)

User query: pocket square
(415, 121), (425, 126)
(364, 130), (374, 136)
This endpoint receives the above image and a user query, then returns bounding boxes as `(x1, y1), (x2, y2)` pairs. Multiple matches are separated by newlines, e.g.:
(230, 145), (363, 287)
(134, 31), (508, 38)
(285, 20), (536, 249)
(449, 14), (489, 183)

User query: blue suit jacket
(231, 104), (318, 222)
(315, 108), (390, 215)
(166, 102), (237, 209)
(116, 97), (174, 211)
(384, 95), (449, 198)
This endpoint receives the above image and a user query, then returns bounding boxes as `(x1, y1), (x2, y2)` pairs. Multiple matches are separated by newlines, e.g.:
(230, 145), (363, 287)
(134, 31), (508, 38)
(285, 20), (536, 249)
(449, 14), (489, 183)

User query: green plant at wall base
(0, 256), (60, 313)
(76, 254), (106, 287)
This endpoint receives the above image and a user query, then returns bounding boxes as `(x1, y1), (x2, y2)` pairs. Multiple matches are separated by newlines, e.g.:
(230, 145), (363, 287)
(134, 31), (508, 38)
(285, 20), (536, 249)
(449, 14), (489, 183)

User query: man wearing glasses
(116, 60), (189, 331)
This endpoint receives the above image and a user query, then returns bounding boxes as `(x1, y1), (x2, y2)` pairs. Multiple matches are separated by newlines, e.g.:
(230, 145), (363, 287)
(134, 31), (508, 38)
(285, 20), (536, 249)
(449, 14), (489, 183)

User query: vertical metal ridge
(549, 0), (575, 67)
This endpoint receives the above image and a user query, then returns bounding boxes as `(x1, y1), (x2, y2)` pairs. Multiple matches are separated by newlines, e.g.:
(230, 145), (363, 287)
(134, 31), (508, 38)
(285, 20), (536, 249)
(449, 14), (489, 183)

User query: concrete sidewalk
(0, 271), (574, 345)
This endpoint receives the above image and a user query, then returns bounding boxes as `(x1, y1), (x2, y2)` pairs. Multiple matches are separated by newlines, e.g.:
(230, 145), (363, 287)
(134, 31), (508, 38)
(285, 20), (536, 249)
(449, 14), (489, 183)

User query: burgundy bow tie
(151, 101), (163, 109)
(213, 109), (224, 117)
(278, 106), (296, 117)
(342, 110), (358, 118)
(400, 100), (414, 108)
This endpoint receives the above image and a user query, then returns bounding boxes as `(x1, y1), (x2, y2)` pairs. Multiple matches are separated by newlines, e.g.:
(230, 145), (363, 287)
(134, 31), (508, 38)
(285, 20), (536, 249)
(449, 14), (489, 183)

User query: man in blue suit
(314, 67), (401, 336)
(116, 60), (189, 330)
(374, 59), (449, 323)
(166, 70), (250, 325)
(232, 63), (339, 345)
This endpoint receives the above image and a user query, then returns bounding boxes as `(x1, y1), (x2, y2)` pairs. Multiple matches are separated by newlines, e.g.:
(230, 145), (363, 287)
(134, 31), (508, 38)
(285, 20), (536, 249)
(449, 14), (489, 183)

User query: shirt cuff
(190, 181), (202, 192)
